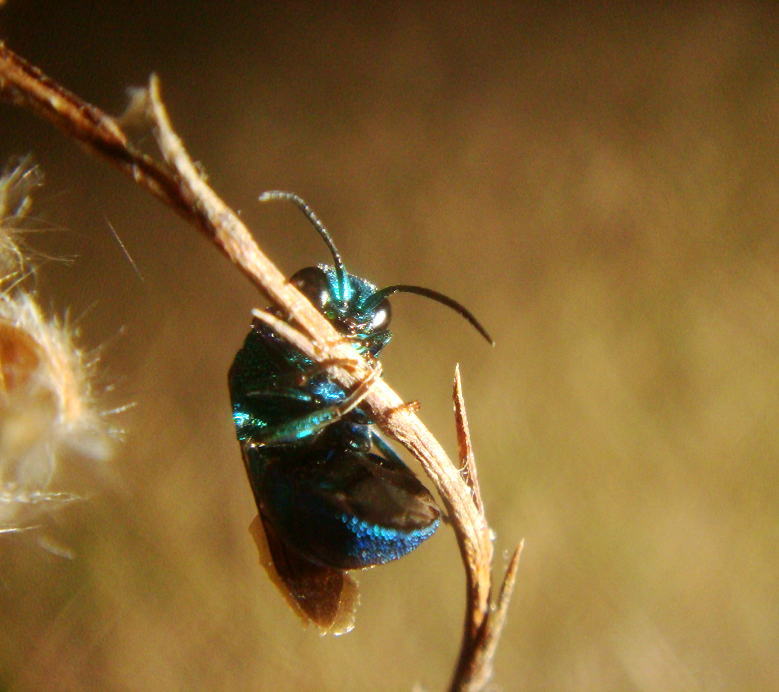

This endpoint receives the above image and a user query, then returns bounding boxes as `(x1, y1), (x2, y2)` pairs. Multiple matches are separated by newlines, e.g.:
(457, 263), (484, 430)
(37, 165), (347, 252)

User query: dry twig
(0, 41), (521, 692)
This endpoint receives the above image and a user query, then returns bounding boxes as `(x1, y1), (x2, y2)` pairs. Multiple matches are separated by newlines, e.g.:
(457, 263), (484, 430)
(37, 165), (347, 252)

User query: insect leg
(246, 362), (382, 447)
(370, 431), (406, 467)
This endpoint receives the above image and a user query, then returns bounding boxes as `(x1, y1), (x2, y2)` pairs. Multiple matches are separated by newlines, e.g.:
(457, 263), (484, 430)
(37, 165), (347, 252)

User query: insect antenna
(259, 191), (349, 304)
(364, 284), (494, 346)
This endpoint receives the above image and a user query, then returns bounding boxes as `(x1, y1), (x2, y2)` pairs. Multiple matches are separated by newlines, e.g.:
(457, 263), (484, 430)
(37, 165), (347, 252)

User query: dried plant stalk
(0, 41), (521, 691)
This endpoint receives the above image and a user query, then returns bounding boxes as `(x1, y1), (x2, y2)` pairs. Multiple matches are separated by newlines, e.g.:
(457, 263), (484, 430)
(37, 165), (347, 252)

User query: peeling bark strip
(0, 41), (521, 692)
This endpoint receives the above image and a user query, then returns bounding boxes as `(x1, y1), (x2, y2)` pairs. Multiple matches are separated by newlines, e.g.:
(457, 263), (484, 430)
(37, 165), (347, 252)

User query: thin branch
(0, 42), (519, 692)
(484, 541), (524, 668)
(454, 364), (485, 522)
(453, 365), (492, 642)
(450, 367), (523, 692)
(0, 43), (191, 222)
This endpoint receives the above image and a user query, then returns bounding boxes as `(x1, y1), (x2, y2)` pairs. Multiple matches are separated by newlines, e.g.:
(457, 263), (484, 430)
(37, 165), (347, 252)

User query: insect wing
(249, 515), (358, 636)
(256, 447), (440, 571)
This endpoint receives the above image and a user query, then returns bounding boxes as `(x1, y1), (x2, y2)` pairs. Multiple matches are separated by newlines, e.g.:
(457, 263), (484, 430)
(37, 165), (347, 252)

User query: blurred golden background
(2, 2), (779, 690)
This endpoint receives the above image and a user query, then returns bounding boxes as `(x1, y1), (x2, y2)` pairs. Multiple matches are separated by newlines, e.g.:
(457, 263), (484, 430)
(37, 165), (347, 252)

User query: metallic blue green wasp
(229, 192), (492, 634)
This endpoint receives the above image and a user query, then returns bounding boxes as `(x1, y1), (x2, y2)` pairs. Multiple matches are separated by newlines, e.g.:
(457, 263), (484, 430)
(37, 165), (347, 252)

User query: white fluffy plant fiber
(0, 158), (111, 535)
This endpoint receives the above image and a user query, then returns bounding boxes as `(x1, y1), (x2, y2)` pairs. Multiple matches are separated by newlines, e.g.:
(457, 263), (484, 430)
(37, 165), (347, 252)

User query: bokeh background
(2, 2), (779, 690)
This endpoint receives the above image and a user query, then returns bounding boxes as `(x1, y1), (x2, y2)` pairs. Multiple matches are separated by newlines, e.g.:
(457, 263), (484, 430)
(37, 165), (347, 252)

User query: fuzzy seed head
(0, 158), (112, 534)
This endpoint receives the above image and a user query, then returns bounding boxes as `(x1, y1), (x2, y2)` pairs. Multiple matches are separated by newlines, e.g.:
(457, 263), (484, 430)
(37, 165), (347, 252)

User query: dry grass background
(2, 2), (779, 690)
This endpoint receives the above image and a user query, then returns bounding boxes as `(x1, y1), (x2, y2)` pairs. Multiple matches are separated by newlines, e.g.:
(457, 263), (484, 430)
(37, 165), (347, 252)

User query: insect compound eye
(289, 266), (332, 313)
(368, 298), (391, 332)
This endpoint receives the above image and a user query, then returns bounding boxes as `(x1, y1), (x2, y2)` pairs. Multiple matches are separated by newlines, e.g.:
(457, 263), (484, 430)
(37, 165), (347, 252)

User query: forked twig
(451, 365), (523, 690)
(0, 41), (521, 691)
